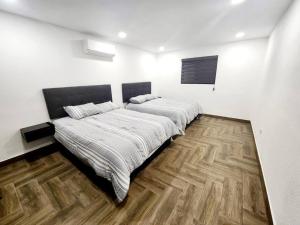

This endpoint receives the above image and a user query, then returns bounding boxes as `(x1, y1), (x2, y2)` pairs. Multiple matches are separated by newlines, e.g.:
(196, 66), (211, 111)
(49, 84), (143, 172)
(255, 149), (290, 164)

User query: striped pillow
(64, 103), (100, 119)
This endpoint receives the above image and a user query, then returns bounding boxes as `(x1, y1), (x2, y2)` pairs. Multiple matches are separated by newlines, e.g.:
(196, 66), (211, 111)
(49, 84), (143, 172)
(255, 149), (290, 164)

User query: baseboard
(0, 143), (58, 168)
(203, 113), (250, 123)
(249, 122), (274, 225)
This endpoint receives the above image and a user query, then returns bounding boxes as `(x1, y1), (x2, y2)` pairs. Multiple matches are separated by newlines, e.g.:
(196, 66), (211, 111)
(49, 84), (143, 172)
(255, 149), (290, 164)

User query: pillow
(146, 94), (159, 101)
(64, 103), (100, 120)
(130, 94), (159, 103)
(96, 101), (120, 113)
(129, 94), (149, 104)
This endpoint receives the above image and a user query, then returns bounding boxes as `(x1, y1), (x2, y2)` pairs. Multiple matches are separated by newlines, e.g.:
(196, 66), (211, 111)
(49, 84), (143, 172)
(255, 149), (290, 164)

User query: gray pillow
(64, 103), (100, 119)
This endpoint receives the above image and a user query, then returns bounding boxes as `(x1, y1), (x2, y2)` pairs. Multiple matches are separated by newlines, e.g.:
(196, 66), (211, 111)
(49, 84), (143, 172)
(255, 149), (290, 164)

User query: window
(181, 55), (218, 84)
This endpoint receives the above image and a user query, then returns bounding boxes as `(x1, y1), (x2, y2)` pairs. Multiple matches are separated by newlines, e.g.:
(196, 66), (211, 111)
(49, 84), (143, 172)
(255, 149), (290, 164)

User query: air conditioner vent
(83, 39), (116, 58)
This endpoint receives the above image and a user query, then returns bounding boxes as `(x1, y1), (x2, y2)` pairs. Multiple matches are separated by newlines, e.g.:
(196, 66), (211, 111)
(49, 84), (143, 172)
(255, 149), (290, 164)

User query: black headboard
(43, 85), (112, 119)
(122, 82), (151, 102)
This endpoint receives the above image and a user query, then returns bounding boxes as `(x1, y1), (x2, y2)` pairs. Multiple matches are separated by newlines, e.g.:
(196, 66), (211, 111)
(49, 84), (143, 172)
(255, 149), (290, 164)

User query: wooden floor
(0, 116), (271, 225)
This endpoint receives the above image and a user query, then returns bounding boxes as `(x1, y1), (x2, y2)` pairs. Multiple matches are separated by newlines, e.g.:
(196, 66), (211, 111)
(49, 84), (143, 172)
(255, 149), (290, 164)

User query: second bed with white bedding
(126, 98), (202, 133)
(53, 108), (180, 202)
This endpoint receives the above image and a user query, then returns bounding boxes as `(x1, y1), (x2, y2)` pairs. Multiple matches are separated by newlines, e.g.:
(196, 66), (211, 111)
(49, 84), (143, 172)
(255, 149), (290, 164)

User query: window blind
(181, 55), (218, 84)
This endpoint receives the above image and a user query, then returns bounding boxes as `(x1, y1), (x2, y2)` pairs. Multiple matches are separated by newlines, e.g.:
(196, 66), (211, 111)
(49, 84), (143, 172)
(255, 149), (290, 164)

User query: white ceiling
(0, 0), (292, 53)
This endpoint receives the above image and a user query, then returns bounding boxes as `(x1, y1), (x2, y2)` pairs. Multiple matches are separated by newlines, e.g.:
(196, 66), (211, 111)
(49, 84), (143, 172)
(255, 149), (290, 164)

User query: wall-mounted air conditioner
(83, 39), (116, 58)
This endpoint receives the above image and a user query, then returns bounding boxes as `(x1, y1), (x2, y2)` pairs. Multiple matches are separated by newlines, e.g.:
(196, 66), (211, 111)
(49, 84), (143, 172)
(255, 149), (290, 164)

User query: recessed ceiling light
(159, 46), (165, 52)
(235, 32), (245, 38)
(118, 31), (127, 39)
(231, 0), (245, 5)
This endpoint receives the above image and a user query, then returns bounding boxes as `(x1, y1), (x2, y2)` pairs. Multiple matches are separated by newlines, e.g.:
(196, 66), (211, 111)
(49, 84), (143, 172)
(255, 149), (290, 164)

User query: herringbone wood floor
(0, 116), (271, 225)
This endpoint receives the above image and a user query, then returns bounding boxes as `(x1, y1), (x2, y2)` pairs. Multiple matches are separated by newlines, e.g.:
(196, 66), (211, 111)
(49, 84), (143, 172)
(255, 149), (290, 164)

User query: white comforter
(53, 109), (180, 202)
(126, 98), (202, 133)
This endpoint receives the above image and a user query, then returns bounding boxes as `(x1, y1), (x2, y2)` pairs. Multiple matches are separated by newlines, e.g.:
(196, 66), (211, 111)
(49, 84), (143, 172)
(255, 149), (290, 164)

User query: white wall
(251, 0), (300, 225)
(155, 39), (268, 120)
(0, 11), (157, 162)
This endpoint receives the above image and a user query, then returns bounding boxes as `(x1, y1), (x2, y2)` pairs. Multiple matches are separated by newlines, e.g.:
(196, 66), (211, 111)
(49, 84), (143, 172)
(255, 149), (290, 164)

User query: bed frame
(122, 82), (151, 103)
(43, 85), (112, 119)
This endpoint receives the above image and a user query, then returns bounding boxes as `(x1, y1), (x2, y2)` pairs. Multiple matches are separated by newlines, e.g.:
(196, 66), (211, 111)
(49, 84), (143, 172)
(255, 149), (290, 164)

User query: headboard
(122, 82), (151, 102)
(43, 85), (112, 119)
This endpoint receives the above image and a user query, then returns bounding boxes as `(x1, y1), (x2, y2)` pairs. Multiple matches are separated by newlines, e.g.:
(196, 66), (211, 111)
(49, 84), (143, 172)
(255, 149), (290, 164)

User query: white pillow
(130, 94), (159, 103)
(146, 94), (159, 101)
(96, 101), (120, 113)
(129, 94), (149, 104)
(64, 103), (100, 120)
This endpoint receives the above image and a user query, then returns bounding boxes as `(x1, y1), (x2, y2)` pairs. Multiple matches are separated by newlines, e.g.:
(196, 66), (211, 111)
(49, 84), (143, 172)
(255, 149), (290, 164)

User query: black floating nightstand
(20, 122), (55, 142)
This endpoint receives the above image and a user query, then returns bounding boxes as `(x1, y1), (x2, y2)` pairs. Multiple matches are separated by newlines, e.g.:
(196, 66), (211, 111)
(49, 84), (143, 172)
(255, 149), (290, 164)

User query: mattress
(53, 109), (180, 202)
(126, 98), (202, 133)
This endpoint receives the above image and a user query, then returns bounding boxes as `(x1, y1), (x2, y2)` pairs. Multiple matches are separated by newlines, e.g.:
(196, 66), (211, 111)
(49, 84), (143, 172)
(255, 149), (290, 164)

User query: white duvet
(53, 109), (180, 202)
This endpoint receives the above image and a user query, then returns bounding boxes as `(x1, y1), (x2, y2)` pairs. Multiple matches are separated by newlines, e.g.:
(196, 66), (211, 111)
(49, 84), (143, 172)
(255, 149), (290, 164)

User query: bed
(122, 82), (202, 133)
(43, 85), (180, 202)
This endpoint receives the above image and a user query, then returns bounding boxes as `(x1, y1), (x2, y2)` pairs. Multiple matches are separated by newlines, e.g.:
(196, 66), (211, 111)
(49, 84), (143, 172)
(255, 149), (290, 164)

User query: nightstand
(20, 122), (55, 142)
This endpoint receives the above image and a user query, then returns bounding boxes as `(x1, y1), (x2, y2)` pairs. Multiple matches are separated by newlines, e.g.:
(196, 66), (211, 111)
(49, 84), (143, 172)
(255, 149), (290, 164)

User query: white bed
(53, 108), (180, 202)
(43, 84), (180, 202)
(126, 98), (202, 133)
(122, 82), (202, 133)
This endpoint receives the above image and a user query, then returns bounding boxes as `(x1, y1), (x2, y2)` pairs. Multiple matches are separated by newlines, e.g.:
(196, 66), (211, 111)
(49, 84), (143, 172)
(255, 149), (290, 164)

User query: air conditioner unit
(83, 39), (116, 58)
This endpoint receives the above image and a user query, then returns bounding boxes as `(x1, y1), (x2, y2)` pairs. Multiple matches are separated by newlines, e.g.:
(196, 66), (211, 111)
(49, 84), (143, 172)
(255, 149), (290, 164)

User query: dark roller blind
(181, 55), (218, 84)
